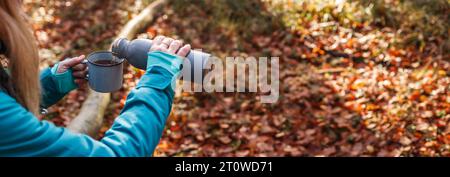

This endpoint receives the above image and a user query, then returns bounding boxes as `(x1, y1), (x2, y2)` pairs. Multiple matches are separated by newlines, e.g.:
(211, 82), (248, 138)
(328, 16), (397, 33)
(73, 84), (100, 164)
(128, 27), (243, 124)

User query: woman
(0, 0), (191, 156)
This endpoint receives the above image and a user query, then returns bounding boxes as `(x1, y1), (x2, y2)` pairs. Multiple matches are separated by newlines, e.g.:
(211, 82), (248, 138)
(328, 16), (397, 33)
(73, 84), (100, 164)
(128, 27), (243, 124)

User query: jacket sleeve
(40, 62), (78, 108)
(0, 51), (182, 157)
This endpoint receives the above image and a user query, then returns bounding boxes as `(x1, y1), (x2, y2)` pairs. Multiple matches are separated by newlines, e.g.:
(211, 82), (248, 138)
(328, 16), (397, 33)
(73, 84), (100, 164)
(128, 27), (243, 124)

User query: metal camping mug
(84, 51), (124, 93)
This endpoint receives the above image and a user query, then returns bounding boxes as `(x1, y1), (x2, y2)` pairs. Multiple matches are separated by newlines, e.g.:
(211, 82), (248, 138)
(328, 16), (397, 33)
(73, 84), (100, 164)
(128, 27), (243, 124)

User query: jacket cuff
(147, 51), (183, 75)
(50, 62), (78, 94)
(136, 52), (183, 91)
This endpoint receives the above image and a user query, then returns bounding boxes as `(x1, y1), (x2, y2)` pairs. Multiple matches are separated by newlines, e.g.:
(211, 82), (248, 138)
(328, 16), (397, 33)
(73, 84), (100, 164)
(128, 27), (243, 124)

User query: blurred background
(25, 0), (449, 156)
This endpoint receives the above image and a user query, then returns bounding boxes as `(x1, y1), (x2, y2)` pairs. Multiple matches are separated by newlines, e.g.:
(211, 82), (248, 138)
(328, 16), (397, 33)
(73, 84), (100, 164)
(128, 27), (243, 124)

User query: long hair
(0, 0), (40, 115)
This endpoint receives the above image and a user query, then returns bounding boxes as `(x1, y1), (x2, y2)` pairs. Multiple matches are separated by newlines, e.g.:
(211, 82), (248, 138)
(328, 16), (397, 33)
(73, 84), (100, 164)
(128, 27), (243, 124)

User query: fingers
(168, 40), (182, 54)
(161, 37), (173, 48)
(73, 68), (88, 88)
(150, 44), (168, 53)
(63, 55), (86, 68)
(150, 36), (171, 53)
(177, 44), (191, 57)
(150, 36), (191, 58)
(72, 63), (87, 71)
(56, 55), (86, 73)
(153, 36), (164, 45)
(72, 70), (87, 78)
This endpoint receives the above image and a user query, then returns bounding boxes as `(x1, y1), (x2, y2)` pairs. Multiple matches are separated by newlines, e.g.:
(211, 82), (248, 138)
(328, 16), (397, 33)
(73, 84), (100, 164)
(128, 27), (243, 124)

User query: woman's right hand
(149, 36), (191, 58)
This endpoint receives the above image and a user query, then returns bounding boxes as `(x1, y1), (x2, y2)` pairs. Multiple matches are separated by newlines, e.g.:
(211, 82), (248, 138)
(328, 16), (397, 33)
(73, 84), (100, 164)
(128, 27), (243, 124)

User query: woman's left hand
(57, 55), (88, 88)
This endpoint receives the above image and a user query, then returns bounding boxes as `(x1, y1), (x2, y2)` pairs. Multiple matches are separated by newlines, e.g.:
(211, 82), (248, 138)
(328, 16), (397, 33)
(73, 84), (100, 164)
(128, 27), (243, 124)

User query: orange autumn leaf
(146, 27), (157, 38)
(410, 90), (421, 101)
(345, 93), (356, 101)
(366, 103), (380, 111)
(312, 47), (325, 55)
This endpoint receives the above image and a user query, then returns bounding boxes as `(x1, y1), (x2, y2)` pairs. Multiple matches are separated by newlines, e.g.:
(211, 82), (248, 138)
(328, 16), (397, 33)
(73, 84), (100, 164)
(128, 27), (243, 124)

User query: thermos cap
(111, 38), (129, 59)
(110, 37), (212, 84)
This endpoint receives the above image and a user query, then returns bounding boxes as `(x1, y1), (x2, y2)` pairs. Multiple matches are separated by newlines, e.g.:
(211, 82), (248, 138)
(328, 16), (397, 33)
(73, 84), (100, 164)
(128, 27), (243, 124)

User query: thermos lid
(111, 38), (129, 59)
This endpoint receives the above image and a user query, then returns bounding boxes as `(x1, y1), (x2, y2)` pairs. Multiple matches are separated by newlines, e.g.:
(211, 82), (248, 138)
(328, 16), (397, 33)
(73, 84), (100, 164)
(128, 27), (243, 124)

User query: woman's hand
(56, 55), (88, 88)
(149, 36), (191, 57)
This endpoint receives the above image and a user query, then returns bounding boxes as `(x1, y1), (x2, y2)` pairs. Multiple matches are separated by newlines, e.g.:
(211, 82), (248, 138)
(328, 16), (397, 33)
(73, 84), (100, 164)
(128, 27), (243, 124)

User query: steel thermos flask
(111, 38), (211, 83)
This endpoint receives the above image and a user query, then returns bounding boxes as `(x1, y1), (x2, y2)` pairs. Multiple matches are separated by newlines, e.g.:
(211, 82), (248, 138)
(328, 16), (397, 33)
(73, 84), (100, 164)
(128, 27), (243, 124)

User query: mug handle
(82, 59), (89, 80)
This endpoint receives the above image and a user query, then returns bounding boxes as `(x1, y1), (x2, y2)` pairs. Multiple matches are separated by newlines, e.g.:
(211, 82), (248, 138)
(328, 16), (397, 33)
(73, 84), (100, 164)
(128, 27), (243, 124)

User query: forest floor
(26, 0), (449, 157)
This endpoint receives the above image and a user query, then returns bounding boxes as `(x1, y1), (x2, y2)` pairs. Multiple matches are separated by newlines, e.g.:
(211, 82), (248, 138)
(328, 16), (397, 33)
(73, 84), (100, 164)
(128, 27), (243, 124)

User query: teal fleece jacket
(0, 51), (182, 157)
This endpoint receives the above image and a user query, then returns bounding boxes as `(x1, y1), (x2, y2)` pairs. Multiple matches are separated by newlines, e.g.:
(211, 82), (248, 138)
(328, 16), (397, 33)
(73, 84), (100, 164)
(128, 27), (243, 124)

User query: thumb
(62, 55), (86, 68)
